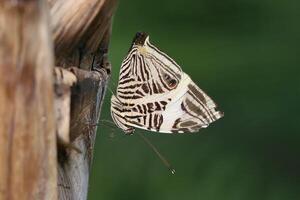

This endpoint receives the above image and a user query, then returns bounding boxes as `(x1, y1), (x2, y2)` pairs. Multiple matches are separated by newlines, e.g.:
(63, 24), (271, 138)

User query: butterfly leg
(124, 128), (135, 135)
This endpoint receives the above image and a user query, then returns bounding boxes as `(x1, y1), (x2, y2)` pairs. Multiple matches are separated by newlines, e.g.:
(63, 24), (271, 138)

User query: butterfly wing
(123, 72), (223, 133)
(160, 73), (223, 133)
(116, 33), (182, 101)
(112, 32), (223, 134)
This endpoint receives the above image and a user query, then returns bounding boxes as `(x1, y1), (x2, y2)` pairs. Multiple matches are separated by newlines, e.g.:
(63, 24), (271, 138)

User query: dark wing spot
(147, 103), (154, 112)
(168, 79), (177, 88)
(160, 101), (167, 106)
(141, 83), (149, 93)
(155, 102), (162, 111)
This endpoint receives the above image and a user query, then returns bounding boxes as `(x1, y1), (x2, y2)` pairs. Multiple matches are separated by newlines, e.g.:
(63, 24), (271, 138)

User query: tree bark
(0, 0), (117, 199)
(0, 0), (57, 199)
(49, 0), (117, 199)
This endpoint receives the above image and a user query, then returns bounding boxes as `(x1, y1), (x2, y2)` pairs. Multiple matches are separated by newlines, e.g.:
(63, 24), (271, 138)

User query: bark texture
(0, 0), (117, 199)
(49, 0), (117, 199)
(0, 0), (57, 199)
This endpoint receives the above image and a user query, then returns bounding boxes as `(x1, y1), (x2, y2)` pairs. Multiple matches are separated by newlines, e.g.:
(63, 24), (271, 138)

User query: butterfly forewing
(111, 32), (223, 134)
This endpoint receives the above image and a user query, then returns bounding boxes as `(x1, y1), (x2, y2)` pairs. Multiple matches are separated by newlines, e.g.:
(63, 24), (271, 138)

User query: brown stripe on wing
(157, 115), (163, 131)
(148, 113), (152, 130)
(185, 98), (209, 121)
(187, 84), (206, 103)
(118, 83), (142, 90)
(118, 95), (143, 100)
(181, 101), (207, 124)
(180, 120), (198, 127)
(153, 114), (159, 129)
(118, 78), (136, 85)
(172, 118), (181, 129)
(146, 41), (182, 72)
(187, 91), (218, 122)
(187, 83), (222, 121)
(136, 89), (144, 96)
(141, 83), (149, 93)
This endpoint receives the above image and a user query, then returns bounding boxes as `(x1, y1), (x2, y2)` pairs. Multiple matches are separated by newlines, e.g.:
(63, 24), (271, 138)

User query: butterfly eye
(168, 79), (177, 88)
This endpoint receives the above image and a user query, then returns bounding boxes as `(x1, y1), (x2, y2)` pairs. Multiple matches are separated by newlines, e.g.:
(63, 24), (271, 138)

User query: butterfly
(111, 32), (223, 135)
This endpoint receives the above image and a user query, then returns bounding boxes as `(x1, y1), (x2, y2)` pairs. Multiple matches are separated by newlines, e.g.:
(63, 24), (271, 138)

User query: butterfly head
(132, 32), (149, 46)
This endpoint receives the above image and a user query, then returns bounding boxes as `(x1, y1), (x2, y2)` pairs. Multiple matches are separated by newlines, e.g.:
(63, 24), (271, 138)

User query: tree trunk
(0, 0), (117, 199)
(0, 0), (57, 199)
(49, 0), (117, 199)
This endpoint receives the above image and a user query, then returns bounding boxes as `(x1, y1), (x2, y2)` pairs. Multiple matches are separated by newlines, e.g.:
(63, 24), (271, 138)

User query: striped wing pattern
(111, 32), (223, 134)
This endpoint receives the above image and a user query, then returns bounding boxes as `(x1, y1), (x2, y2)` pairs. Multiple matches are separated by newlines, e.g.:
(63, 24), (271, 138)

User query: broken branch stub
(53, 67), (77, 146)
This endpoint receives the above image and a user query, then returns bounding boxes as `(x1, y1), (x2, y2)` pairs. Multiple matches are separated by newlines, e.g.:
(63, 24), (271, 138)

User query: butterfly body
(111, 32), (223, 134)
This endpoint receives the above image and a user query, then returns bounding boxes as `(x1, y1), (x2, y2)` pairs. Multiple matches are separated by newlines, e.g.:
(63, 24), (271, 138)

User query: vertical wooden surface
(48, 0), (117, 199)
(0, 0), (117, 199)
(0, 0), (57, 199)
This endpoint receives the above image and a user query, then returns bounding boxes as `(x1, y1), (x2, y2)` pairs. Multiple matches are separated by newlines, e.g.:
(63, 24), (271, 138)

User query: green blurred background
(89, 0), (300, 199)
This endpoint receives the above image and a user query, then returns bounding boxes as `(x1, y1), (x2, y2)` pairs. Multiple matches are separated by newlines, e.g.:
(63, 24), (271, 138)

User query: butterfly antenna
(97, 120), (118, 139)
(99, 119), (116, 128)
(109, 76), (119, 90)
(106, 86), (116, 96)
(137, 132), (176, 175)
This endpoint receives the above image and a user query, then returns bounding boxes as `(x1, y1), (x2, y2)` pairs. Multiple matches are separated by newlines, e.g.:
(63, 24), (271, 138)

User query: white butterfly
(111, 32), (223, 134)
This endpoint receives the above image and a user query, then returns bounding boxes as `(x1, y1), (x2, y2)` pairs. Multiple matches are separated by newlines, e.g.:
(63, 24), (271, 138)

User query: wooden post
(0, 0), (116, 199)
(49, 0), (117, 199)
(0, 0), (57, 199)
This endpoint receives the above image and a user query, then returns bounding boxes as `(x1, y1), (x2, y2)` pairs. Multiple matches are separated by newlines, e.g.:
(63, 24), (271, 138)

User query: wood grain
(48, 0), (117, 199)
(0, 0), (117, 199)
(0, 0), (57, 199)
